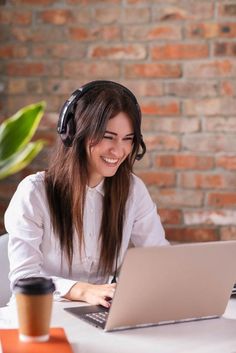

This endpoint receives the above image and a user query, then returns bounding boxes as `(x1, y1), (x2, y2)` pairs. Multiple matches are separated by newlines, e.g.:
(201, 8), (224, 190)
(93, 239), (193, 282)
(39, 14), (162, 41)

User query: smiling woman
(4, 80), (169, 308)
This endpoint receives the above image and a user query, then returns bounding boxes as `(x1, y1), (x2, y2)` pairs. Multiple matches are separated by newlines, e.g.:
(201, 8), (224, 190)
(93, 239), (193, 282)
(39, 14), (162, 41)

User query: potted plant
(0, 102), (46, 180)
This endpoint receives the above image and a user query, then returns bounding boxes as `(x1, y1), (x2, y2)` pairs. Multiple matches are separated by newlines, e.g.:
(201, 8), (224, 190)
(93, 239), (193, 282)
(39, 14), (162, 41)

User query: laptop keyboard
(84, 311), (109, 328)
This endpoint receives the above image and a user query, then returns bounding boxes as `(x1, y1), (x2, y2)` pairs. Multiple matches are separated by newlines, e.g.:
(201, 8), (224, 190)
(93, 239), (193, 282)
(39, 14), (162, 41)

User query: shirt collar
(87, 179), (104, 196)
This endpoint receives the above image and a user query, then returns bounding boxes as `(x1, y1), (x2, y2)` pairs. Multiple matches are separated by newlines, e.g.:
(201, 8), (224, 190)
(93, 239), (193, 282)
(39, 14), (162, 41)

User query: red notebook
(0, 327), (74, 353)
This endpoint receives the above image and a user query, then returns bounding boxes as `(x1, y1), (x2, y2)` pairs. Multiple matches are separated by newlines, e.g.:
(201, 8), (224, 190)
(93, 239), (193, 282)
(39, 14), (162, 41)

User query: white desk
(1, 299), (236, 353)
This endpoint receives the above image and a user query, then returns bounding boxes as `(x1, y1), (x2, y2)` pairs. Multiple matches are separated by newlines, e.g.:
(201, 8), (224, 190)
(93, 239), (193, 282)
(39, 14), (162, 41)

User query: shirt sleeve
(4, 175), (77, 301)
(130, 175), (169, 247)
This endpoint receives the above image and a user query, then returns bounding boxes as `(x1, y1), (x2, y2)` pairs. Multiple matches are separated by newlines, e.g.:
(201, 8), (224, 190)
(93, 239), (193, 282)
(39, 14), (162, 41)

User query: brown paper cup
(14, 277), (55, 342)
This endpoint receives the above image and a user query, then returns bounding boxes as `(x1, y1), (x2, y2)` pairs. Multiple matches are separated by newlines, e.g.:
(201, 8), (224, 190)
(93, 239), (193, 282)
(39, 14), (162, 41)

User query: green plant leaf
(0, 101), (46, 161)
(0, 141), (45, 180)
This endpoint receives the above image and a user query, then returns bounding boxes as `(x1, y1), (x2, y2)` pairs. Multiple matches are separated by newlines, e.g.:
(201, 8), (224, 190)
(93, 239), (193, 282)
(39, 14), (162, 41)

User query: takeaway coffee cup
(14, 277), (55, 342)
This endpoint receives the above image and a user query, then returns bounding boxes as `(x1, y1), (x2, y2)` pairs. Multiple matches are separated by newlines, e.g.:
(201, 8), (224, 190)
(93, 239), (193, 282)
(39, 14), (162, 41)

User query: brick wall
(0, 0), (236, 242)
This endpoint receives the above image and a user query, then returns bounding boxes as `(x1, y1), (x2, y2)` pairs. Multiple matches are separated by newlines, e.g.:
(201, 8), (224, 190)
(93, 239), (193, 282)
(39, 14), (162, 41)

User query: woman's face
(86, 112), (134, 187)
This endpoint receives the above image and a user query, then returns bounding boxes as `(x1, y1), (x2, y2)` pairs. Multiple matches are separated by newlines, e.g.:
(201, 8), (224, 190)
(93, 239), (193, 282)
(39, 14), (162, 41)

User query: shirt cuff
(51, 277), (77, 301)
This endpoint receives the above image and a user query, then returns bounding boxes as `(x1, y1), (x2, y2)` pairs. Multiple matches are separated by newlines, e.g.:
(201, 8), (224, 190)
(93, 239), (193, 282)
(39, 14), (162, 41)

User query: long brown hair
(45, 83), (143, 275)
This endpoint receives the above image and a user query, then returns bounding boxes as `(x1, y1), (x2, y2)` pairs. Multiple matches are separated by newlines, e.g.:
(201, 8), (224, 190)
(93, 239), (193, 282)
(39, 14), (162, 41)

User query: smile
(102, 157), (119, 166)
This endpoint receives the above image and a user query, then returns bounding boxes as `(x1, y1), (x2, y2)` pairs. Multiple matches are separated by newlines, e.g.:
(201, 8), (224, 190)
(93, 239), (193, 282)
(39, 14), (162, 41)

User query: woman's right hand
(64, 282), (116, 308)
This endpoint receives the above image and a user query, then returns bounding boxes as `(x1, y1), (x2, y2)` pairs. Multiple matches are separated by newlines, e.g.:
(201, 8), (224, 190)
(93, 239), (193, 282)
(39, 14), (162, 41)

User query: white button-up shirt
(5, 172), (168, 300)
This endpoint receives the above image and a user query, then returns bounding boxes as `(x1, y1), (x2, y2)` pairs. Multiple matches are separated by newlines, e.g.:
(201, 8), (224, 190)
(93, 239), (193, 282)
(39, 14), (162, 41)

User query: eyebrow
(105, 130), (135, 137)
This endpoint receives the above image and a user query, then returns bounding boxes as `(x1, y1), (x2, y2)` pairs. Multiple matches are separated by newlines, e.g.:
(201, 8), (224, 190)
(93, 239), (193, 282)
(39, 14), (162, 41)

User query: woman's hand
(64, 282), (116, 308)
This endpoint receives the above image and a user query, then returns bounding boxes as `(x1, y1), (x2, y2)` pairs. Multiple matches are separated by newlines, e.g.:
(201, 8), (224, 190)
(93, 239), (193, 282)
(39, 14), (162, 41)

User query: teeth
(103, 157), (118, 164)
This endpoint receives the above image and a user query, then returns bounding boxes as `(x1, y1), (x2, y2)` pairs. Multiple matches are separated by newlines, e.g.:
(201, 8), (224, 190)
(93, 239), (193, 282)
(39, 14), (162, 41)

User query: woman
(5, 80), (169, 308)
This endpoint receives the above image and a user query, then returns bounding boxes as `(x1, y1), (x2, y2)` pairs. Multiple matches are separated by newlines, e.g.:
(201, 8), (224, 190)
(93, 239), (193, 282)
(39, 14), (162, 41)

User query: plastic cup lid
(13, 277), (55, 295)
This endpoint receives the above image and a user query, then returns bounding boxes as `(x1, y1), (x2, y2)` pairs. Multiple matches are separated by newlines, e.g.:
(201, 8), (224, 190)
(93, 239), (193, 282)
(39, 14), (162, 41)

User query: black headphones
(57, 80), (146, 160)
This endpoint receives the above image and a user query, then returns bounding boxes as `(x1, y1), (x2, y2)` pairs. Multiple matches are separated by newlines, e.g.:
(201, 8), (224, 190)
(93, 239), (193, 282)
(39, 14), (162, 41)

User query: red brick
(94, 8), (121, 24)
(7, 62), (45, 76)
(44, 79), (85, 95)
(125, 63), (182, 79)
(121, 80), (163, 97)
(179, 173), (225, 189)
(137, 171), (176, 187)
(166, 228), (219, 243)
(0, 10), (32, 25)
(11, 26), (66, 43)
(63, 61), (120, 78)
(142, 117), (199, 133)
(185, 22), (219, 39)
(122, 7), (150, 24)
(123, 24), (182, 40)
(145, 135), (180, 151)
(220, 80), (236, 96)
(10, 0), (56, 4)
(32, 44), (86, 60)
(141, 99), (180, 116)
(158, 208), (182, 225)
(69, 26), (121, 41)
(7, 79), (27, 94)
(220, 227), (236, 240)
(49, 44), (86, 59)
(72, 8), (91, 24)
(153, 189), (204, 207)
(101, 26), (121, 40)
(152, 43), (208, 60)
(165, 81), (218, 98)
(182, 134), (236, 153)
(218, 3), (236, 17)
(27, 80), (43, 94)
(68, 0), (120, 4)
(155, 155), (214, 170)
(205, 117), (236, 132)
(208, 193), (236, 207)
(216, 156), (236, 170)
(5, 95), (58, 116)
(0, 45), (28, 58)
(7, 79), (43, 95)
(185, 59), (236, 78)
(69, 27), (97, 41)
(216, 23), (236, 37)
(153, 2), (214, 21)
(184, 98), (236, 116)
(133, 154), (151, 170)
(0, 182), (17, 199)
(214, 42), (236, 56)
(35, 130), (56, 146)
(32, 45), (48, 58)
(39, 10), (72, 25)
(126, 0), (152, 3)
(89, 44), (146, 60)
(186, 22), (236, 39)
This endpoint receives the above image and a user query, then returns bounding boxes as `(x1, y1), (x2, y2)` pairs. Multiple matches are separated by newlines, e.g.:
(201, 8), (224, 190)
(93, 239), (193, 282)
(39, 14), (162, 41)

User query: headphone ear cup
(60, 114), (75, 147)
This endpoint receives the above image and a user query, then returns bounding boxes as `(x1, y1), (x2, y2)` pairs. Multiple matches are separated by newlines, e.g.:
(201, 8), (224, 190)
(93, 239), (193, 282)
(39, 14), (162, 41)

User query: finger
(99, 297), (111, 308)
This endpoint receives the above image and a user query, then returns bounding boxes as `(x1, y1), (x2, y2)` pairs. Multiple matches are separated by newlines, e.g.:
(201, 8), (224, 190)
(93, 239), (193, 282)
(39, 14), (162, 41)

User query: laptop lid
(104, 241), (236, 331)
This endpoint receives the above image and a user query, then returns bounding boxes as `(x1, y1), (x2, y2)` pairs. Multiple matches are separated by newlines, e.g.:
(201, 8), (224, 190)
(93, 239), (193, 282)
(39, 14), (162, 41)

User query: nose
(109, 140), (126, 158)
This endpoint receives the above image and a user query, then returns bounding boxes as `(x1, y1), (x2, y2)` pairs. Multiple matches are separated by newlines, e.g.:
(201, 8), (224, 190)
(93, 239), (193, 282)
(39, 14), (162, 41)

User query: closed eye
(123, 137), (134, 142)
(103, 135), (113, 140)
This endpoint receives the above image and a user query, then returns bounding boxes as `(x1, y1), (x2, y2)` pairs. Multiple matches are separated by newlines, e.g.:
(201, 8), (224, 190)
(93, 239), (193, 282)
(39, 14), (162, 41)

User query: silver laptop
(64, 241), (236, 331)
